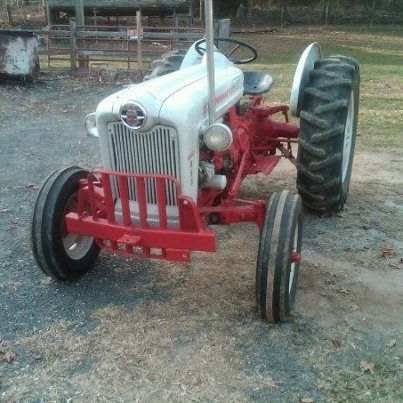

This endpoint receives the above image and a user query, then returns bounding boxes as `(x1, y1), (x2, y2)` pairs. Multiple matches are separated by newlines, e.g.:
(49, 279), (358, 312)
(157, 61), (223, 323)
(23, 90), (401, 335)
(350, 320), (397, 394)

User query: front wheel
(256, 190), (303, 323)
(31, 167), (100, 281)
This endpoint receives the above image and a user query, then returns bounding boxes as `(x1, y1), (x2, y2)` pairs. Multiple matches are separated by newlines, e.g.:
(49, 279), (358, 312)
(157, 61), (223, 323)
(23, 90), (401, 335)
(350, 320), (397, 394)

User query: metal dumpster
(0, 30), (39, 82)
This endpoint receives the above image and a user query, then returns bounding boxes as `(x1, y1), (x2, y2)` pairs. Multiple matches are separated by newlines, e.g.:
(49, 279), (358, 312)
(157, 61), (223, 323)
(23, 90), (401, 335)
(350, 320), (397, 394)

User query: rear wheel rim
(289, 222), (300, 295)
(62, 194), (94, 260)
(342, 91), (355, 182)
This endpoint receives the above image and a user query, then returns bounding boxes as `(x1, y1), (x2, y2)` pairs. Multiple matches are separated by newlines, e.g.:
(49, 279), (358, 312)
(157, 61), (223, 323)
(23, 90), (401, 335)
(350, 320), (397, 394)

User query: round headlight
(120, 102), (147, 130)
(84, 112), (98, 138)
(204, 123), (233, 152)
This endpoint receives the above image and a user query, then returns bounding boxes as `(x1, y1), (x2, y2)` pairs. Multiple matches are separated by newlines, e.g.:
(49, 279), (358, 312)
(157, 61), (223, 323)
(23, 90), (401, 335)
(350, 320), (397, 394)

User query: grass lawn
(237, 25), (403, 149)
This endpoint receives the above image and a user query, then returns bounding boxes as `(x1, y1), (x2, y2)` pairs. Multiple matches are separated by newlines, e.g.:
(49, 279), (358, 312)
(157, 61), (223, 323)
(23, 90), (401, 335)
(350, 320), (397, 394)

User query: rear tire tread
(144, 49), (186, 81)
(297, 56), (360, 213)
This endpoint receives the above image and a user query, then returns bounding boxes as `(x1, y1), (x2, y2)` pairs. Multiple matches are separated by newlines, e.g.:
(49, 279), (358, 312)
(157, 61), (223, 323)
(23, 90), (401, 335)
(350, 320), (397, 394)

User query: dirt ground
(0, 42), (402, 401)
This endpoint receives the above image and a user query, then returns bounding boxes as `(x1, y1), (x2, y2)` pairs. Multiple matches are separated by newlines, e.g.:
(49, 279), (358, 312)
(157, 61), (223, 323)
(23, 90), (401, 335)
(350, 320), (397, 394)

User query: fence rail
(29, 17), (229, 75)
(26, 16), (224, 74)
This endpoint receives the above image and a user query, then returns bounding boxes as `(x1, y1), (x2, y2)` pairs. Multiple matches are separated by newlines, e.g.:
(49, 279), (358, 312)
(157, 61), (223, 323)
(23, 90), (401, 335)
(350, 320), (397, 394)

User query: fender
(289, 42), (322, 117)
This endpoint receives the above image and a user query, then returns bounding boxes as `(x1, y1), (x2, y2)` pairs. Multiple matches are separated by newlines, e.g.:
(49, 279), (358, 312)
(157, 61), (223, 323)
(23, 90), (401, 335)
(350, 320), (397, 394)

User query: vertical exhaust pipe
(205, 0), (216, 125)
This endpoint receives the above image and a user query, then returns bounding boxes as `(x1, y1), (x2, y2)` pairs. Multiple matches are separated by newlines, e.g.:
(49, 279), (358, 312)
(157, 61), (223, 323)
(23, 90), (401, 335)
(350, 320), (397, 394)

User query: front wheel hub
(291, 251), (301, 264)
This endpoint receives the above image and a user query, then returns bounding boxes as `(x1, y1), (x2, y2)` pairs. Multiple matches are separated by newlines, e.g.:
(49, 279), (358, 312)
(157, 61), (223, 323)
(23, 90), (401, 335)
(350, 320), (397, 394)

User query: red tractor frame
(65, 96), (300, 261)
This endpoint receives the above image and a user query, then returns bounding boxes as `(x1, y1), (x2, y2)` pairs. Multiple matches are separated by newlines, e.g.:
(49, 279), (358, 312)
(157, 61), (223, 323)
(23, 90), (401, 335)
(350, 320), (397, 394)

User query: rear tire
(31, 167), (100, 281)
(144, 50), (186, 81)
(297, 56), (360, 213)
(256, 190), (303, 323)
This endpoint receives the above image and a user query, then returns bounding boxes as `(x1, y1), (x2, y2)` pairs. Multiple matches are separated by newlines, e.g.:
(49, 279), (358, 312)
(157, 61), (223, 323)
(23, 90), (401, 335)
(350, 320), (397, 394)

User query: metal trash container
(0, 30), (40, 82)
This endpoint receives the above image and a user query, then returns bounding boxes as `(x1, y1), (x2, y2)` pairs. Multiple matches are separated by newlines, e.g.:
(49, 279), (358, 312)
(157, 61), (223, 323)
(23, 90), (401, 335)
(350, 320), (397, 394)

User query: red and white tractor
(31, 1), (360, 322)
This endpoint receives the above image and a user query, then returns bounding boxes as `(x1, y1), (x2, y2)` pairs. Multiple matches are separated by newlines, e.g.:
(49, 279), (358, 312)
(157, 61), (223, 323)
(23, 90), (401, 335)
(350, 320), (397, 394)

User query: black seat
(243, 71), (274, 95)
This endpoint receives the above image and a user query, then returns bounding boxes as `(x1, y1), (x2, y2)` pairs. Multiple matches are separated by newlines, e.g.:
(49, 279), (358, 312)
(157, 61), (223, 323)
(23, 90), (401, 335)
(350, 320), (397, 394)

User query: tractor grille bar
(106, 123), (180, 206)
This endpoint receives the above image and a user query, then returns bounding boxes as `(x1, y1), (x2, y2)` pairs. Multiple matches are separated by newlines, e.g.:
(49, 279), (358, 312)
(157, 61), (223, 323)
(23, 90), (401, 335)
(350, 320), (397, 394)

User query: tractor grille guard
(65, 169), (216, 262)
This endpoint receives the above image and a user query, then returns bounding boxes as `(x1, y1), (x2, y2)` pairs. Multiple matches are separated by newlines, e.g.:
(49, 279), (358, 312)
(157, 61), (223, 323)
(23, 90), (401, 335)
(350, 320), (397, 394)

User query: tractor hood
(95, 64), (208, 132)
(95, 53), (243, 132)
(119, 64), (208, 103)
(94, 53), (245, 204)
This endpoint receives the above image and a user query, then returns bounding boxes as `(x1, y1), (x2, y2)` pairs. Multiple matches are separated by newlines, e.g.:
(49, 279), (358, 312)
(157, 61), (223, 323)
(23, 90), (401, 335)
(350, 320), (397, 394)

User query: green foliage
(210, 0), (403, 13)
(206, 0), (403, 23)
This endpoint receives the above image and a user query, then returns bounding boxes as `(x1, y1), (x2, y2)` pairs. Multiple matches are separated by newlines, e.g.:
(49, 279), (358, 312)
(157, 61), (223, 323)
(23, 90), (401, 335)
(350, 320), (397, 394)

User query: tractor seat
(243, 71), (274, 95)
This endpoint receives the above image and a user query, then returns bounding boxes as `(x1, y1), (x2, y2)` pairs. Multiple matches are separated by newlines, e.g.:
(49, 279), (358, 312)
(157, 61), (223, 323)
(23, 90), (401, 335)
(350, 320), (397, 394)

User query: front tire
(297, 56), (360, 213)
(31, 167), (100, 281)
(256, 190), (303, 323)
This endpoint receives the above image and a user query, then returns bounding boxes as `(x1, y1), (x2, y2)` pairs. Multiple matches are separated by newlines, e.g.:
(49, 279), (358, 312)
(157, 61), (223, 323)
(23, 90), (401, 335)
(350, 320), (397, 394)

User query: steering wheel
(195, 37), (258, 65)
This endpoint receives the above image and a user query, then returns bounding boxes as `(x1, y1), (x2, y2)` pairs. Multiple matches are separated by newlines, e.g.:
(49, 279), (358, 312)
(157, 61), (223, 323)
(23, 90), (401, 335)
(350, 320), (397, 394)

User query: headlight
(84, 113), (98, 138)
(120, 102), (147, 130)
(204, 123), (233, 152)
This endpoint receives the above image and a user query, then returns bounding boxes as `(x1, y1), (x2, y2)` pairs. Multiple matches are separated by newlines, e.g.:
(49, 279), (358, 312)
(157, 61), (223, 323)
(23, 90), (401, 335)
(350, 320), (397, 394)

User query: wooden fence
(32, 16), (229, 75)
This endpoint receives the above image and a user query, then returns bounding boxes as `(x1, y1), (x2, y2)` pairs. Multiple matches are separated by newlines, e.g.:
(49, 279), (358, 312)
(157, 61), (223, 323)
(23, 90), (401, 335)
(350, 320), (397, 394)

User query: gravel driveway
(0, 76), (402, 401)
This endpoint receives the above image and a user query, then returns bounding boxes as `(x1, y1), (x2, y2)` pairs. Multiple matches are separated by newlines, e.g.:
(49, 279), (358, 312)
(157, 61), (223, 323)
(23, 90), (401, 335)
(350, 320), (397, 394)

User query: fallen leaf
(4, 352), (16, 363)
(300, 398), (314, 403)
(332, 338), (342, 348)
(381, 248), (396, 258)
(387, 339), (396, 347)
(26, 183), (38, 189)
(337, 287), (350, 294)
(360, 360), (375, 374)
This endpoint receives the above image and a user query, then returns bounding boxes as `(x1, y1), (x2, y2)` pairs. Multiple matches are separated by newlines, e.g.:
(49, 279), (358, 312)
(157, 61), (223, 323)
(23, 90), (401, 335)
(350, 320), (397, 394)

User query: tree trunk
(5, 4), (12, 24)
(199, 0), (203, 23)
(247, 0), (253, 19)
(280, 1), (287, 28)
(370, 0), (376, 27)
(325, 0), (331, 26)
